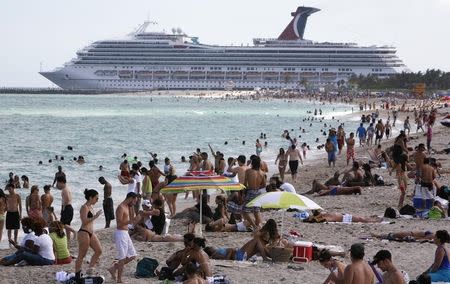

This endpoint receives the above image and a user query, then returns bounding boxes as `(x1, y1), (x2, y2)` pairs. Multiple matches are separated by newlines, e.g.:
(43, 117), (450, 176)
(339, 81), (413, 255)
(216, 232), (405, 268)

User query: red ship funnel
(278, 6), (320, 40)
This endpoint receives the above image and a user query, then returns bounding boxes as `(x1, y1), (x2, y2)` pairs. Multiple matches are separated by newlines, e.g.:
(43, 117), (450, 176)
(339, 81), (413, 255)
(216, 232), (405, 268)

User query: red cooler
(292, 241), (313, 263)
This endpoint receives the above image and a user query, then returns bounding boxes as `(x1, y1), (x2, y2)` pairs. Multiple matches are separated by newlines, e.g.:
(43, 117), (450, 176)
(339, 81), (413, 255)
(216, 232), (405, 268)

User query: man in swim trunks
(41, 185), (53, 225)
(305, 180), (362, 196)
(286, 144), (303, 180)
(5, 184), (21, 244)
(52, 166), (66, 188)
(243, 156), (266, 229)
(227, 155), (247, 184)
(421, 158), (437, 191)
(108, 192), (139, 283)
(99, 176), (114, 228)
(56, 176), (73, 243)
(346, 132), (356, 166)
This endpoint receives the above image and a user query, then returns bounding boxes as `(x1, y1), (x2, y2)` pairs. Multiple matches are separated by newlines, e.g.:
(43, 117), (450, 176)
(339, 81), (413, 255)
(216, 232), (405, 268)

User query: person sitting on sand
(318, 249), (346, 284)
(324, 172), (341, 187)
(172, 194), (214, 224)
(183, 262), (207, 284)
(268, 176), (296, 193)
(342, 162), (364, 186)
(162, 233), (195, 278)
(371, 230), (435, 242)
(304, 180), (361, 196)
(341, 243), (375, 284)
(130, 199), (182, 242)
(6, 217), (55, 266)
(0, 217), (35, 265)
(185, 237), (213, 281)
(252, 219), (282, 260)
(416, 230), (450, 283)
(48, 220), (72, 264)
(212, 195), (229, 221)
(303, 210), (382, 223)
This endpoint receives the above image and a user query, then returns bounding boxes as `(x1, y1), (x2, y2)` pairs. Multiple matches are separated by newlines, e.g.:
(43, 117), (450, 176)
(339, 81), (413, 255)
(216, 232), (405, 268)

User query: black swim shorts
(103, 197), (115, 221)
(289, 160), (299, 174)
(60, 204), (74, 225)
(6, 211), (20, 230)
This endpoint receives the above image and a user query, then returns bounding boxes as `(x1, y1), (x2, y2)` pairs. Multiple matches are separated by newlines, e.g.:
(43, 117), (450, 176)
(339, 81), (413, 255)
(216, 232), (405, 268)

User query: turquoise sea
(0, 93), (358, 246)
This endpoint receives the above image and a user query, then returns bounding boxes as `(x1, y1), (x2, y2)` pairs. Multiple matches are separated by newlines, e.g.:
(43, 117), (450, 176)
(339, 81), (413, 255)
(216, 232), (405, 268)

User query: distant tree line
(348, 69), (450, 90)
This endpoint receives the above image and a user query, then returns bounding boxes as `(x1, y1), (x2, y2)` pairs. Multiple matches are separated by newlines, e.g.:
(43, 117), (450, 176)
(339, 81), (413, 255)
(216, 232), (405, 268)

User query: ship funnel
(278, 6), (320, 40)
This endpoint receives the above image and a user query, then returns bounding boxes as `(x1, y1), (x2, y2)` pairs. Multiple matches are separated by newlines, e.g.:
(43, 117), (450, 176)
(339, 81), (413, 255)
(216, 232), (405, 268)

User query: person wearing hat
(341, 243), (374, 284)
(371, 250), (405, 284)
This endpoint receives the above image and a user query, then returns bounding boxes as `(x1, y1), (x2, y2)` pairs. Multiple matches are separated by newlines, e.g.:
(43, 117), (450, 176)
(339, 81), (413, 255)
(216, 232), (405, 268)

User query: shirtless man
(375, 119), (385, 145)
(414, 143), (427, 180)
(56, 176), (73, 243)
(371, 250), (405, 284)
(52, 166), (66, 187)
(119, 160), (130, 177)
(228, 155), (247, 184)
(208, 144), (222, 174)
(286, 145), (303, 180)
(338, 243), (374, 284)
(242, 156), (266, 229)
(99, 176), (114, 228)
(346, 133), (356, 166)
(108, 192), (139, 283)
(200, 152), (213, 171)
(5, 184), (21, 244)
(41, 184), (53, 224)
(421, 158), (436, 191)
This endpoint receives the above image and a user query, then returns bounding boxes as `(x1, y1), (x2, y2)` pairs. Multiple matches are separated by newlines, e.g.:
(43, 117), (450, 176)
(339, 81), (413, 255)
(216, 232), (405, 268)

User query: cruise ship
(40, 7), (407, 90)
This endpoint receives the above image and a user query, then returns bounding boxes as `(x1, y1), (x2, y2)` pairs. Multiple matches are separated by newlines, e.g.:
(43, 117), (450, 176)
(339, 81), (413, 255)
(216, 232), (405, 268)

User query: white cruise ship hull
(40, 6), (407, 91)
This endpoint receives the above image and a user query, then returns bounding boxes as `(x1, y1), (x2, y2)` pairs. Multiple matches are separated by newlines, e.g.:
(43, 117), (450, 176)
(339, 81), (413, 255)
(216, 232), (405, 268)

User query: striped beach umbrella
(160, 175), (245, 194)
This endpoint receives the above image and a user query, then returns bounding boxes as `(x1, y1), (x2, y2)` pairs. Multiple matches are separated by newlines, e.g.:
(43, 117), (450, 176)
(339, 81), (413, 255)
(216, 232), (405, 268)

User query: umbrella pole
(199, 191), (203, 237)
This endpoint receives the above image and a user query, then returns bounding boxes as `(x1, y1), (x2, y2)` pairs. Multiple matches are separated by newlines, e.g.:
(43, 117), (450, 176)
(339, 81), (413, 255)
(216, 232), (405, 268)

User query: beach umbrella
(161, 175), (245, 234)
(247, 191), (322, 234)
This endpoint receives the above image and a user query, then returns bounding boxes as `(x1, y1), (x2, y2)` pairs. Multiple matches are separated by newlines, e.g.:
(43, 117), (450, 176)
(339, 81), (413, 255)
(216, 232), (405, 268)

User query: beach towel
(342, 214), (353, 224)
(135, 257), (158, 278)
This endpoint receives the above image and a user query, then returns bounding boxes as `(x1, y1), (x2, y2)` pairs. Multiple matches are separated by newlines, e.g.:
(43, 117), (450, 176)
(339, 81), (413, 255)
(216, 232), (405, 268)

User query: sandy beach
(1, 96), (449, 284)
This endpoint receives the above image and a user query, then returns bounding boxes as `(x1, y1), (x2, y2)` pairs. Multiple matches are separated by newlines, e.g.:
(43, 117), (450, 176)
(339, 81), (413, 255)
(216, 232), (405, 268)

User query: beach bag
(399, 204), (416, 216)
(269, 246), (292, 262)
(383, 207), (397, 219)
(135, 257), (158, 278)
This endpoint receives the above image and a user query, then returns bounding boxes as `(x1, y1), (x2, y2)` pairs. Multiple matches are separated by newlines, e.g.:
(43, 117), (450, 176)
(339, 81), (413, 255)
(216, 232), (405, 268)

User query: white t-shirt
(35, 234), (55, 260)
(127, 177), (137, 193)
(20, 232), (36, 247)
(280, 183), (296, 193)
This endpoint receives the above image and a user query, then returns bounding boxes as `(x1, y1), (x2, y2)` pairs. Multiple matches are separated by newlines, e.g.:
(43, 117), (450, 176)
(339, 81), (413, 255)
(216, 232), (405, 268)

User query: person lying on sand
(303, 180), (361, 196)
(371, 230), (434, 242)
(205, 218), (252, 232)
(303, 210), (383, 223)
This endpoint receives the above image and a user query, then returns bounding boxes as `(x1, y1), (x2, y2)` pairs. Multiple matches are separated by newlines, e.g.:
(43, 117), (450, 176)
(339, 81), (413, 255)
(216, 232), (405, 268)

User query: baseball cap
(371, 250), (391, 265)
(142, 199), (151, 208)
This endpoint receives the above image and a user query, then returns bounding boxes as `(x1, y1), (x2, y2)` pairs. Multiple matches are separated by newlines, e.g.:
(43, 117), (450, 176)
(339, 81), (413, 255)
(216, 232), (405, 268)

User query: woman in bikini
(75, 189), (103, 280)
(275, 148), (288, 181)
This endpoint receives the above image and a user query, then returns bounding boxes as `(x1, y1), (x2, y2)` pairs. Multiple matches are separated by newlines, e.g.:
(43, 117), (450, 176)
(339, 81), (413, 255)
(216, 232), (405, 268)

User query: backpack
(135, 257), (159, 278)
(399, 204), (416, 216)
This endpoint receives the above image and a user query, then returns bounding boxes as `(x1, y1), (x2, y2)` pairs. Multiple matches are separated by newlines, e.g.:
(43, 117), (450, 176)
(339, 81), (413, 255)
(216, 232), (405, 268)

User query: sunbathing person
(371, 230), (435, 242)
(342, 162), (365, 186)
(304, 180), (361, 196)
(130, 199), (182, 242)
(304, 210), (383, 223)
(205, 218), (252, 232)
(324, 172), (341, 186)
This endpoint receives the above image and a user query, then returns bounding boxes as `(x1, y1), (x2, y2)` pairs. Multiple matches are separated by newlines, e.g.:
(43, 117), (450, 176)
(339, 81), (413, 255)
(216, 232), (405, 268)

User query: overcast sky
(1, 0), (449, 87)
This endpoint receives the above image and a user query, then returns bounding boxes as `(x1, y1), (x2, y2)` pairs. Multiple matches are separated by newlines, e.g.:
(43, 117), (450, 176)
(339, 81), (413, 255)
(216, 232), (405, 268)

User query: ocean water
(0, 93), (358, 246)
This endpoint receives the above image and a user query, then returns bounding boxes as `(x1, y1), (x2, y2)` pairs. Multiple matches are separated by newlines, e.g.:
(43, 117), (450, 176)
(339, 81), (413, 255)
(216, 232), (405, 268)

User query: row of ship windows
(372, 68), (383, 72)
(338, 68), (353, 71)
